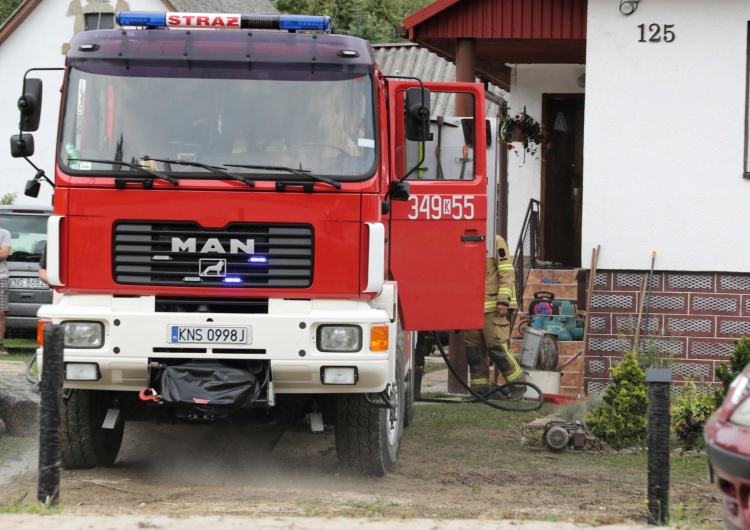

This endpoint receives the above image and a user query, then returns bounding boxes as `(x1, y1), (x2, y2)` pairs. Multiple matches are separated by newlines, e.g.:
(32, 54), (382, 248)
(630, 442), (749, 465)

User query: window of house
(84, 13), (115, 31)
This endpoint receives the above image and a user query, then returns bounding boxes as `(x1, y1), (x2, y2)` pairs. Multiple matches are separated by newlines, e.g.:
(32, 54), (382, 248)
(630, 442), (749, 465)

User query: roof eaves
(402, 0), (461, 31)
(0, 0), (43, 48)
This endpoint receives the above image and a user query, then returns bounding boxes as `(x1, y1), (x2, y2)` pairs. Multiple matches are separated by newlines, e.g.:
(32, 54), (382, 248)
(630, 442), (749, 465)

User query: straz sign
(166, 13), (241, 28)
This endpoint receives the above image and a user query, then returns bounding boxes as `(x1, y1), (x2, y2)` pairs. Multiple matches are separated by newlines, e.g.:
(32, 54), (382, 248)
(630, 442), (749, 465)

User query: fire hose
(417, 331), (544, 412)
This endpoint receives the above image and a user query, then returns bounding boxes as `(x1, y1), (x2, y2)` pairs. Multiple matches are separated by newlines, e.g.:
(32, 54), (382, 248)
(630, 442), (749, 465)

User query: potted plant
(499, 109), (549, 160)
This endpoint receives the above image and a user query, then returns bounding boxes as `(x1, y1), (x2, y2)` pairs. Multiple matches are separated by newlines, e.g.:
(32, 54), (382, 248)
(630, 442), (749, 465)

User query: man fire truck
(10, 11), (490, 476)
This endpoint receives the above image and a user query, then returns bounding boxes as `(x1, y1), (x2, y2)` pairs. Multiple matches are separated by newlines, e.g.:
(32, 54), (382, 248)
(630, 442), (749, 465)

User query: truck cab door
(387, 81), (487, 331)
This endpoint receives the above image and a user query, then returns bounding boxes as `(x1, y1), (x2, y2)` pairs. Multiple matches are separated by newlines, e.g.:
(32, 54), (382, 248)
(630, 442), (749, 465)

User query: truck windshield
(1, 215), (48, 262)
(59, 67), (377, 181)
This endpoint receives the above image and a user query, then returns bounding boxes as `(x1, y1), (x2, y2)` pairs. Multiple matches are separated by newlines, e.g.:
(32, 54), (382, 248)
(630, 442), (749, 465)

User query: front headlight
(63, 321), (104, 348)
(729, 397), (750, 428)
(317, 325), (362, 352)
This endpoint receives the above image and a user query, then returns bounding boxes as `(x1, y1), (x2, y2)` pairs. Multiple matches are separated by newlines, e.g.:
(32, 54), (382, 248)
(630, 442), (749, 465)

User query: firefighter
(464, 235), (526, 400)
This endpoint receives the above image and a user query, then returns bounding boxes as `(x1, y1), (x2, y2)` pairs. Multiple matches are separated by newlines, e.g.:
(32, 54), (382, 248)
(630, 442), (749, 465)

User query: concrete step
(519, 268), (582, 312)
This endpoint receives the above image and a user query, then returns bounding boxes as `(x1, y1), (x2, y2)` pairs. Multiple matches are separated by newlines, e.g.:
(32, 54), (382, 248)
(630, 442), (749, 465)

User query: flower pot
(500, 123), (522, 143)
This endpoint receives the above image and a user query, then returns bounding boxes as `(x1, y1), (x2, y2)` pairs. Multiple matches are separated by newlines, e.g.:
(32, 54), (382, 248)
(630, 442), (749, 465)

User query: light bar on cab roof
(115, 12), (331, 32)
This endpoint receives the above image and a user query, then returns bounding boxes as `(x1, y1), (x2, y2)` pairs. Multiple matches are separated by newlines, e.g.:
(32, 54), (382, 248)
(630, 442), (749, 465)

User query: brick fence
(584, 270), (750, 393)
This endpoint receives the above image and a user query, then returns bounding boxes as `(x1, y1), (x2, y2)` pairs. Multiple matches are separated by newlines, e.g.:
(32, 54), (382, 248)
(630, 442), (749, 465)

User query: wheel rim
(386, 382), (400, 445)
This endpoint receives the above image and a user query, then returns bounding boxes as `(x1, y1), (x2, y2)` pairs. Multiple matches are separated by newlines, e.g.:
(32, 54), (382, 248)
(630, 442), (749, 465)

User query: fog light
(65, 363), (100, 381)
(321, 366), (357, 385)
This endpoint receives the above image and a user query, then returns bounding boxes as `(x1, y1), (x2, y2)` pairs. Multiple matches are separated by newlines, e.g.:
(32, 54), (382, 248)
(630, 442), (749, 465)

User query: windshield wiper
(224, 163), (342, 190)
(69, 158), (179, 187)
(144, 157), (255, 187)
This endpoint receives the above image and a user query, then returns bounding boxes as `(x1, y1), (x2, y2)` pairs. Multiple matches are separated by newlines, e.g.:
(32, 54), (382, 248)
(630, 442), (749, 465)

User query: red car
(705, 363), (750, 530)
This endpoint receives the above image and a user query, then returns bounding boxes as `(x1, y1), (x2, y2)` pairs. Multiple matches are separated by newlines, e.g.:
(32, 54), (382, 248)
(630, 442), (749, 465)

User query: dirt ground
(0, 357), (723, 528)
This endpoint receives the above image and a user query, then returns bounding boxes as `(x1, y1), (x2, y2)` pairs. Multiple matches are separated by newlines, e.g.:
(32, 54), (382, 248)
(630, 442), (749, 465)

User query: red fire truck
(10, 11), (488, 475)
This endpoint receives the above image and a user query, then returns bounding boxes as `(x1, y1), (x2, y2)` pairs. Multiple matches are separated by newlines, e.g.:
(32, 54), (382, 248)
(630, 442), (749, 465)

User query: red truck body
(14, 12), (489, 475)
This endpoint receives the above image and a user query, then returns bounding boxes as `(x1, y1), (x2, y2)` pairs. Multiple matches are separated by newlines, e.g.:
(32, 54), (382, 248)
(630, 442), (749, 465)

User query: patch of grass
(4, 337), (38, 349)
(344, 498), (386, 515)
(523, 427), (545, 447)
(670, 501), (709, 529)
(0, 499), (63, 515)
(399, 400), (721, 527)
(2, 337), (38, 365)
(423, 363), (446, 375)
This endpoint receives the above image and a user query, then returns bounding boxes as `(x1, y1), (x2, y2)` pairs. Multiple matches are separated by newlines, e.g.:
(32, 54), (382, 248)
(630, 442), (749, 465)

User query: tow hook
(139, 387), (161, 403)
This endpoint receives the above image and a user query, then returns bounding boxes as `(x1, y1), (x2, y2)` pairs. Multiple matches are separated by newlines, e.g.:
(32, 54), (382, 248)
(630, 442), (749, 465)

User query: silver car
(0, 205), (52, 334)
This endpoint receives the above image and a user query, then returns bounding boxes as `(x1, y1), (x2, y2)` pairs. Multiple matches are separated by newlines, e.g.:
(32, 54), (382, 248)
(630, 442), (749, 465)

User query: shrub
(586, 352), (648, 449)
(713, 336), (750, 408)
(671, 378), (715, 449)
(559, 393), (604, 424)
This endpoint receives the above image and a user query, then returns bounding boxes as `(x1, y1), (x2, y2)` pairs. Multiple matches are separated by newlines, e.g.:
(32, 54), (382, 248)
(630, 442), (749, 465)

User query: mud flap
(158, 362), (261, 417)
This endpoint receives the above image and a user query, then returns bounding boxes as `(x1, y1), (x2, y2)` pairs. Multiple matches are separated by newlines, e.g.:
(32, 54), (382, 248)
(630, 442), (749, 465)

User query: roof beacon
(115, 12), (332, 33)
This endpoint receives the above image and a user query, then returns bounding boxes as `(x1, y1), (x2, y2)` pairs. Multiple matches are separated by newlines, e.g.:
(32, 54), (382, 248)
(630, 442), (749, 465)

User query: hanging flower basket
(499, 109), (549, 160)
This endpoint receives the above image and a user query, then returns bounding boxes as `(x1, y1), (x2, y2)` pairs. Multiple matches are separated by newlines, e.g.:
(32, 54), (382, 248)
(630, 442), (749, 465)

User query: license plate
(10, 277), (49, 290)
(167, 325), (251, 344)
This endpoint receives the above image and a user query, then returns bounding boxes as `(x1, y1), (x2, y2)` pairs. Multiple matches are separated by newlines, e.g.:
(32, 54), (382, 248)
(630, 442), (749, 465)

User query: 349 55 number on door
(407, 195), (475, 220)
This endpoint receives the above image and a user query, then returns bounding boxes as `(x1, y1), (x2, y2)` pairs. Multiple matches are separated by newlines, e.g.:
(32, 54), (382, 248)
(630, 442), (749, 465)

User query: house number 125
(638, 24), (675, 43)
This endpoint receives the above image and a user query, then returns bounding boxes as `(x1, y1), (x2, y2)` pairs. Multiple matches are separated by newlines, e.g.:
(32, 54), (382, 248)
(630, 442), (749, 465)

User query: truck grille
(113, 221), (313, 288)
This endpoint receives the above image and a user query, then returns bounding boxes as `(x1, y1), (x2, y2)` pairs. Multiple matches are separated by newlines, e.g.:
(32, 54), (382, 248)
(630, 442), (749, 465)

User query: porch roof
(401, 0), (587, 90)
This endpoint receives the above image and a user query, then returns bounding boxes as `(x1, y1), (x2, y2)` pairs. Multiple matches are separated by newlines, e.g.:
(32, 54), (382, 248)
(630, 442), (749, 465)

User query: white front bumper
(38, 294), (395, 393)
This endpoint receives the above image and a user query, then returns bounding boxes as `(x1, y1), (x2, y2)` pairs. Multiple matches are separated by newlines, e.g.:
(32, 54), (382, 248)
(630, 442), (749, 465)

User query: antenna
(330, 7), (338, 33)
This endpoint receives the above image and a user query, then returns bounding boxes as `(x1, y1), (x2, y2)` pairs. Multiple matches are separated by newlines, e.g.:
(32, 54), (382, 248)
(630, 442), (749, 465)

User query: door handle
(461, 235), (485, 242)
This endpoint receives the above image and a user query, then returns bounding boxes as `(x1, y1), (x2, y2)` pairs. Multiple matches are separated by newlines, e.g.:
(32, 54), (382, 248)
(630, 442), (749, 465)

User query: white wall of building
(0, 0), (165, 207)
(584, 0), (750, 272)
(506, 64), (585, 250)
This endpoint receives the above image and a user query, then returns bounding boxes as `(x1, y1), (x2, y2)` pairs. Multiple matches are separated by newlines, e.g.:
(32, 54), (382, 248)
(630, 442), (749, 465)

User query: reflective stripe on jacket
(483, 235), (517, 312)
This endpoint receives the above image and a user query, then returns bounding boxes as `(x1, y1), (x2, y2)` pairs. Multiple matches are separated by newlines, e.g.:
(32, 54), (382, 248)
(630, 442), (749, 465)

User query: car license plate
(167, 325), (251, 344)
(10, 277), (48, 289)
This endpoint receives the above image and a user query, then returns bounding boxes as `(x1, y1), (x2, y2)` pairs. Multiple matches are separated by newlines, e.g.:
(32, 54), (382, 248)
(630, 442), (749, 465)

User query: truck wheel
(61, 390), (124, 469)
(334, 358), (404, 476)
(403, 365), (416, 427)
(399, 326), (415, 427)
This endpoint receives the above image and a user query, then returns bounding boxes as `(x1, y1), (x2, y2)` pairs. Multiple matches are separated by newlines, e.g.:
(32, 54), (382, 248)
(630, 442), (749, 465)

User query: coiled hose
(416, 330), (544, 412)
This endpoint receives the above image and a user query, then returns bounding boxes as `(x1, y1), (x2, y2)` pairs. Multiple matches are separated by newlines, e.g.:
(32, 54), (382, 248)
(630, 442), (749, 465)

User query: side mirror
(24, 179), (41, 198)
(10, 134), (35, 158)
(404, 87), (430, 142)
(18, 78), (43, 132)
(388, 180), (410, 202)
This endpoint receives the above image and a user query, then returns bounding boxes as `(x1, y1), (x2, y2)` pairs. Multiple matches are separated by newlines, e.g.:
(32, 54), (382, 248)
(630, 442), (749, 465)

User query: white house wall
(0, 0), (165, 206)
(585, 0), (750, 272)
(506, 64), (585, 251)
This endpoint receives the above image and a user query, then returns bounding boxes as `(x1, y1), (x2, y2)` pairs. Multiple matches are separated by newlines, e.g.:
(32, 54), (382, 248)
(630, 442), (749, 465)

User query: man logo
(172, 237), (254, 254)
(199, 259), (226, 277)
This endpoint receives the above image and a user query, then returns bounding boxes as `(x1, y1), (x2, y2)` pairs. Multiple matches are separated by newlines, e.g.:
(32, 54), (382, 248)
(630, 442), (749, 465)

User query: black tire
(401, 328), (416, 427)
(334, 358), (404, 476)
(538, 334), (559, 371)
(61, 390), (124, 469)
(404, 366), (416, 427)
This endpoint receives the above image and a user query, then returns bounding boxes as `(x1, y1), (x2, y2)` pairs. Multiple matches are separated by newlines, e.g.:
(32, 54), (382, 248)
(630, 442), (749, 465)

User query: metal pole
(646, 368), (671, 525)
(38, 325), (64, 505)
(642, 251), (656, 338)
